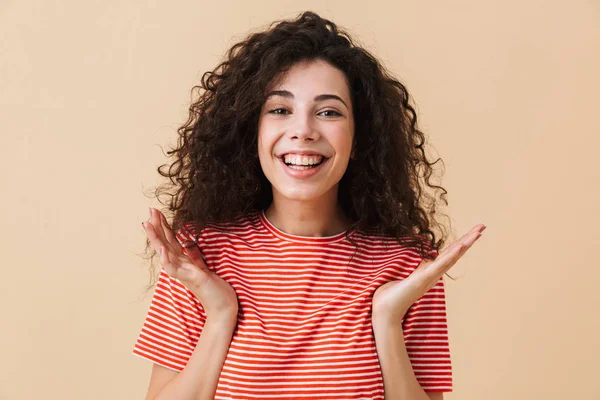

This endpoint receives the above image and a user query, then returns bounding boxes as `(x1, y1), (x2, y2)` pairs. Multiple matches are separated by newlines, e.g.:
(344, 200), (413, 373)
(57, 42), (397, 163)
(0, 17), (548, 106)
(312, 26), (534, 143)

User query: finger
(462, 228), (482, 247)
(158, 244), (178, 277)
(440, 232), (481, 273)
(183, 243), (207, 267)
(142, 221), (167, 257)
(159, 244), (167, 264)
(420, 239), (470, 280)
(412, 228), (484, 293)
(149, 208), (170, 248)
(175, 224), (203, 264)
(457, 224), (485, 245)
(440, 224), (486, 256)
(158, 210), (181, 249)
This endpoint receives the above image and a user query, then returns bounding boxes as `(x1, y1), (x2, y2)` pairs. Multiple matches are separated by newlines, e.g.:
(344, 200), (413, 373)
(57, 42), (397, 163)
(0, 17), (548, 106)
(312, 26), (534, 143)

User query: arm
(371, 230), (484, 398)
(372, 313), (438, 400)
(428, 394), (444, 400)
(139, 212), (240, 399)
(146, 313), (237, 400)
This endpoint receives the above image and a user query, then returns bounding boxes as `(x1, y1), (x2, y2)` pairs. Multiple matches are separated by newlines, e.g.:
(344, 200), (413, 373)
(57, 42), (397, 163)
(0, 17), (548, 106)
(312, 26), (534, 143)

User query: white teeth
(283, 154), (324, 166)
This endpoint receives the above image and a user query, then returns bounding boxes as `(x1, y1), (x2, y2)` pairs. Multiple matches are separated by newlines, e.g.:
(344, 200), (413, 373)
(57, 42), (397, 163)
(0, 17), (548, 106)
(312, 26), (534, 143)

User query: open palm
(372, 223), (486, 321)
(142, 208), (238, 316)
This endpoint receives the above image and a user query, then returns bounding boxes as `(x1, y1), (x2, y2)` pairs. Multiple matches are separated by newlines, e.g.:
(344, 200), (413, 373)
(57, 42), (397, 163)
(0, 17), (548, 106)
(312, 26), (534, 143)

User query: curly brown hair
(141, 10), (453, 289)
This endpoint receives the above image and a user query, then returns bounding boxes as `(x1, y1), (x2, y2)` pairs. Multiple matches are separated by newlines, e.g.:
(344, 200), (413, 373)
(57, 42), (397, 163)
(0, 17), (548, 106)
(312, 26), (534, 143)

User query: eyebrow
(265, 90), (349, 109)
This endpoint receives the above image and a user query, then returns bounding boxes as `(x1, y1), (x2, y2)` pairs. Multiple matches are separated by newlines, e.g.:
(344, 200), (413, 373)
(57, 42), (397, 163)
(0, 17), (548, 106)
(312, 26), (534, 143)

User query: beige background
(2, 1), (599, 399)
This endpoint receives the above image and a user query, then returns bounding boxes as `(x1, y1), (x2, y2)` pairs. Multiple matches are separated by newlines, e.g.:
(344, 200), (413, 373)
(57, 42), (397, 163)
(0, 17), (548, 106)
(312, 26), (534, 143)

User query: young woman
(134, 11), (486, 400)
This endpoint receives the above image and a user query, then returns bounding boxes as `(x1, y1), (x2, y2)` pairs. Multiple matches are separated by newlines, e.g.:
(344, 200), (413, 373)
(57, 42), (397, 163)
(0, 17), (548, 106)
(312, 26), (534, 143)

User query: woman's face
(257, 59), (355, 203)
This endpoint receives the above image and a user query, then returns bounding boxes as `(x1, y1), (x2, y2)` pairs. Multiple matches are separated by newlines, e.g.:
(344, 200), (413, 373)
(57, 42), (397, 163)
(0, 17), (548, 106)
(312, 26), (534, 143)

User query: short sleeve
(402, 247), (453, 392)
(132, 224), (207, 371)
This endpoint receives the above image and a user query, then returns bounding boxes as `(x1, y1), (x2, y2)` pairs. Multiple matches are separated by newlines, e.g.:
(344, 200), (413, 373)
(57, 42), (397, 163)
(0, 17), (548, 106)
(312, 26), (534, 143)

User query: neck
(265, 189), (351, 237)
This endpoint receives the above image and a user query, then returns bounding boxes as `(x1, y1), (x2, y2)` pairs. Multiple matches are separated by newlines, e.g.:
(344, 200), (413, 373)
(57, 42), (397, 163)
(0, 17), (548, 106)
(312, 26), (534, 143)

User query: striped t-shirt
(132, 210), (453, 399)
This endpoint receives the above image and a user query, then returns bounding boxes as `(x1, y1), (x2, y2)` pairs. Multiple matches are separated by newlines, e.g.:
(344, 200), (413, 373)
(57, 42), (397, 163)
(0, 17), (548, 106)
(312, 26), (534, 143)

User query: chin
(275, 183), (339, 203)
(279, 189), (323, 202)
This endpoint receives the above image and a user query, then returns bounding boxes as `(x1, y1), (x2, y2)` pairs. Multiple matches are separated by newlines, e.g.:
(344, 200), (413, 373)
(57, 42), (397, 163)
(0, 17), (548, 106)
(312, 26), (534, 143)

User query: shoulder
(351, 230), (435, 268)
(353, 230), (423, 255)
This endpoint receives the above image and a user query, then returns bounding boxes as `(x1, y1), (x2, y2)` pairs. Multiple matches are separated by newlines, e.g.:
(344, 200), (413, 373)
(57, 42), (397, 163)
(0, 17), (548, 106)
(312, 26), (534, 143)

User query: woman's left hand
(372, 223), (486, 322)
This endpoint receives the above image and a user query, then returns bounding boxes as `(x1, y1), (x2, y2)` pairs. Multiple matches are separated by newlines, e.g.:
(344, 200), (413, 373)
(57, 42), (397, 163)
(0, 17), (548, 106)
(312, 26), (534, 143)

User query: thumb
(182, 243), (205, 264)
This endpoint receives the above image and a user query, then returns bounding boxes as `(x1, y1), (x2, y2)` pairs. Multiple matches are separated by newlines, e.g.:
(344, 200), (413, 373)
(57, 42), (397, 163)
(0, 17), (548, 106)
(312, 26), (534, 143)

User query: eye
(268, 108), (290, 115)
(319, 109), (342, 117)
(267, 108), (342, 117)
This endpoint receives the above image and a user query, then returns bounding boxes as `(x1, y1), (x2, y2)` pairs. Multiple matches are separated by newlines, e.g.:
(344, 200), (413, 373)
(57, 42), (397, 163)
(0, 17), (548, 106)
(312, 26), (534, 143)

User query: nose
(288, 113), (320, 142)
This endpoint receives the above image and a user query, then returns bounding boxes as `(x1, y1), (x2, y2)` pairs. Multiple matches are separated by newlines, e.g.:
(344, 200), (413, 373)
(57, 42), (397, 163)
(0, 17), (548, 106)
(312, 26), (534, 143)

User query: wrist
(372, 305), (408, 328)
(372, 282), (414, 327)
(205, 307), (238, 326)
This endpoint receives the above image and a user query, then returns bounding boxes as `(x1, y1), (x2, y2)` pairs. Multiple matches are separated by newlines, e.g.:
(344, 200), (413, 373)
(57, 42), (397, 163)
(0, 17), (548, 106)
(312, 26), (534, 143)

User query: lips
(277, 149), (328, 157)
(277, 155), (329, 178)
(277, 151), (329, 164)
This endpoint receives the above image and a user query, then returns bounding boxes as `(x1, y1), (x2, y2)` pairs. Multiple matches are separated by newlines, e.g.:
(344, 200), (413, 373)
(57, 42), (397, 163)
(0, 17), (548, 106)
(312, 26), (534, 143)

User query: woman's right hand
(142, 208), (239, 319)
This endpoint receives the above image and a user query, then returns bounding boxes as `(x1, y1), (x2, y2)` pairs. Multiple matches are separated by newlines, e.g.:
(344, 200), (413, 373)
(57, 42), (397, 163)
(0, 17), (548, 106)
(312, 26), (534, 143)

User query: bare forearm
(151, 314), (236, 400)
(372, 315), (430, 400)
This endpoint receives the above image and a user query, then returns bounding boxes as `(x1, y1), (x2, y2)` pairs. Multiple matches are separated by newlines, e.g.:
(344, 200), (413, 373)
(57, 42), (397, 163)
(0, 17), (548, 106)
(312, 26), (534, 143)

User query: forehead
(267, 60), (351, 100)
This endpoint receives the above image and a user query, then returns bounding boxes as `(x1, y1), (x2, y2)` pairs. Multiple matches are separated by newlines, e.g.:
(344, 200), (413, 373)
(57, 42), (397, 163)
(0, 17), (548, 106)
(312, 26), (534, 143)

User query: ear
(350, 143), (356, 160)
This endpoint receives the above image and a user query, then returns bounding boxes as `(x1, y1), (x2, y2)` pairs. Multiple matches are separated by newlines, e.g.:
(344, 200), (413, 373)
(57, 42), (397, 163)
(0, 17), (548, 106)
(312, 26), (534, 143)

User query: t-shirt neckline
(259, 209), (355, 244)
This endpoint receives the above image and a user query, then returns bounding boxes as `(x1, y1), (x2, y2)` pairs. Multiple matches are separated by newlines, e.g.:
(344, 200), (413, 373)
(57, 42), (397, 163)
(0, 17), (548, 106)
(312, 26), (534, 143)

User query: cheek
(332, 134), (354, 158)
(257, 122), (268, 153)
(257, 131), (278, 173)
(258, 120), (282, 154)
(257, 133), (274, 159)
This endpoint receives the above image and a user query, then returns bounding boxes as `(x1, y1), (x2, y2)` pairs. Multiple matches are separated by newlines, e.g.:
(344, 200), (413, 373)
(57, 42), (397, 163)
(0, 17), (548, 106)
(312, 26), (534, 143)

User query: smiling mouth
(279, 154), (328, 170)
(284, 159), (325, 170)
